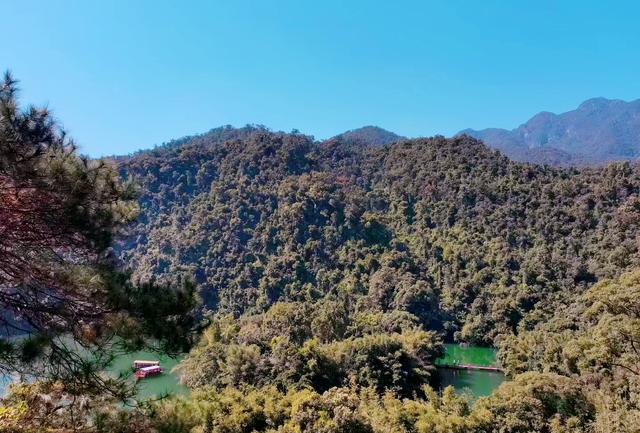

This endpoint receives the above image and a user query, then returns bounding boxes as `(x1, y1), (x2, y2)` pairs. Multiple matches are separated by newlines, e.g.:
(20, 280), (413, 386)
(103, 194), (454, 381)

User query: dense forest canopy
(4, 118), (640, 431)
(117, 127), (640, 345)
(62, 126), (635, 432)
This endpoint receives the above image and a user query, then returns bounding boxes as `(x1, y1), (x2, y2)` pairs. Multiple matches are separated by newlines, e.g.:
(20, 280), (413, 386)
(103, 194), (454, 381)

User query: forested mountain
(332, 125), (404, 146)
(116, 128), (640, 345)
(461, 97), (640, 165)
(7, 121), (640, 431)
(318, 97), (640, 167)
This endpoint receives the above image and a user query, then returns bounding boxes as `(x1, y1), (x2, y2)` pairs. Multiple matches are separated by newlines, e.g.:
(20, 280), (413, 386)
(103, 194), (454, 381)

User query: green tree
(0, 72), (198, 397)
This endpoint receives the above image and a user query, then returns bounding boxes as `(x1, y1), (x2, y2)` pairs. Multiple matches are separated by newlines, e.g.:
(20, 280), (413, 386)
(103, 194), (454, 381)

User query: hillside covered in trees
(117, 127), (640, 346)
(68, 126), (639, 432)
(4, 0), (639, 428)
(4, 121), (640, 431)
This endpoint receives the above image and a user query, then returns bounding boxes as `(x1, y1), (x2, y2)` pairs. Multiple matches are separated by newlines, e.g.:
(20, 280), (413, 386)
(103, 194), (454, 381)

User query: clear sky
(2, 0), (639, 157)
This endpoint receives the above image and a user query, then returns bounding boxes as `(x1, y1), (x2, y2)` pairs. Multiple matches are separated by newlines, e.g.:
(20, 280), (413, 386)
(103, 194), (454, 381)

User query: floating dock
(133, 360), (160, 369)
(439, 363), (503, 372)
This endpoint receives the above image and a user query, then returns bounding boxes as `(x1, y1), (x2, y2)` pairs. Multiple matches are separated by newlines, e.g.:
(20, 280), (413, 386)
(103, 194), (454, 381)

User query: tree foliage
(176, 303), (442, 397)
(119, 128), (640, 345)
(4, 86), (640, 431)
(0, 72), (199, 397)
(498, 269), (640, 431)
(7, 377), (595, 433)
(100, 126), (640, 432)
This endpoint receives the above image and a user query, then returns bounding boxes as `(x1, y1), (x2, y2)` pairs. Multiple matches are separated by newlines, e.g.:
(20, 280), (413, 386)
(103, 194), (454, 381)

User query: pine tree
(0, 72), (198, 397)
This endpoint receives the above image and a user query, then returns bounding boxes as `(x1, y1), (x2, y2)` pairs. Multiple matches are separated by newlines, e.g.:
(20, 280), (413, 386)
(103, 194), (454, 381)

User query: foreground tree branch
(0, 71), (200, 397)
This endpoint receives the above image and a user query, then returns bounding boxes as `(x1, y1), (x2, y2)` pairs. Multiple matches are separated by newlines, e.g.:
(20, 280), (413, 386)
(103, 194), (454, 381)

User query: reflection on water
(433, 367), (505, 399)
(433, 344), (506, 399)
(436, 343), (499, 367)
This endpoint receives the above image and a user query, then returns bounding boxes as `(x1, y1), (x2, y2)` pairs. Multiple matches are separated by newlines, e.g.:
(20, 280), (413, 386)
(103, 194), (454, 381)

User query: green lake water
(2, 343), (505, 401)
(0, 347), (187, 400)
(106, 350), (187, 399)
(435, 343), (499, 367)
(433, 344), (506, 399)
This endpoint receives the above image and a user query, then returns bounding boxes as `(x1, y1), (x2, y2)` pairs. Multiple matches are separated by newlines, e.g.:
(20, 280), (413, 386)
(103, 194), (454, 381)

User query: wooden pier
(438, 363), (503, 372)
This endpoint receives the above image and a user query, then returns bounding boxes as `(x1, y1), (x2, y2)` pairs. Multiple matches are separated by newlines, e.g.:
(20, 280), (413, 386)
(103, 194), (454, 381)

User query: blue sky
(2, 0), (639, 157)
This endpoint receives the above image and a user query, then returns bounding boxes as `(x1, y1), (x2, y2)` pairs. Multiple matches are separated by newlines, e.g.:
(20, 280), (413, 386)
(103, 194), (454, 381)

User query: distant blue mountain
(459, 97), (640, 165)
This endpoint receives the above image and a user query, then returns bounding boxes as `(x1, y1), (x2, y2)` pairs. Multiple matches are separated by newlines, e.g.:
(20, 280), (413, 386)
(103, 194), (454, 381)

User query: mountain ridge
(460, 96), (640, 165)
(116, 129), (640, 346)
(112, 96), (640, 168)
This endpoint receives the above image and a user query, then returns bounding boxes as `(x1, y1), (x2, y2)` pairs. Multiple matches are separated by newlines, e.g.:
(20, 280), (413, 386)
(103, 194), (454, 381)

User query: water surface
(433, 344), (505, 399)
(106, 349), (187, 399)
(0, 346), (187, 400)
(2, 343), (505, 401)
(433, 368), (505, 398)
(435, 343), (499, 367)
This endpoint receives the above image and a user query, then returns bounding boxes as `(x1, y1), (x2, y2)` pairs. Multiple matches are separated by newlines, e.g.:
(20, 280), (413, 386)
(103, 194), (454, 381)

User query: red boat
(134, 365), (163, 379)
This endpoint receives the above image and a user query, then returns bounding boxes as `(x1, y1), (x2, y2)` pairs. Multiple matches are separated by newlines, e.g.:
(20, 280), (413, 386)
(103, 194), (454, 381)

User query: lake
(106, 349), (187, 399)
(0, 346), (187, 400)
(1, 343), (504, 401)
(433, 343), (506, 399)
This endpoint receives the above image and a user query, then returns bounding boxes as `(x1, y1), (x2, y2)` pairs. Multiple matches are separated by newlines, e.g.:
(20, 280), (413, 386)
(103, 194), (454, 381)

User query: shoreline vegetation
(1, 343), (502, 403)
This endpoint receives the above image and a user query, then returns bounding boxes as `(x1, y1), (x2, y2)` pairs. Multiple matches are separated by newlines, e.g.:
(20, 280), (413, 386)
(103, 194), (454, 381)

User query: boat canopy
(140, 365), (162, 373)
